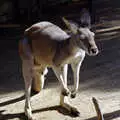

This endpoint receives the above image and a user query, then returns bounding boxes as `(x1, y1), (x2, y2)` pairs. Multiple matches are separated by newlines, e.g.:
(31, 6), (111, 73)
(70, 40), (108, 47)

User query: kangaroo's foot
(25, 105), (35, 120)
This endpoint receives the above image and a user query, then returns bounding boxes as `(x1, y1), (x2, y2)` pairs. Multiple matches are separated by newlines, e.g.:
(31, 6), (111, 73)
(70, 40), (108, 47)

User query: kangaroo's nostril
(91, 48), (98, 54)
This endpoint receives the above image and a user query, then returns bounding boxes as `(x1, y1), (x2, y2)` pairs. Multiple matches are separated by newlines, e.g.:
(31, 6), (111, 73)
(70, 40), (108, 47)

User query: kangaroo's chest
(53, 45), (84, 66)
(63, 49), (84, 64)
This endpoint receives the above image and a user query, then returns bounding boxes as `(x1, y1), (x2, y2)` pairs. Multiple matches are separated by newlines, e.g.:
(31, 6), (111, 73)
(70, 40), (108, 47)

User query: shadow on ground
(1, 103), (120, 120)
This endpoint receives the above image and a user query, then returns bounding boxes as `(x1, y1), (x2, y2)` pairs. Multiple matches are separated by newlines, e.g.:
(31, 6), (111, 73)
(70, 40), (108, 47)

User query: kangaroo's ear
(62, 17), (79, 34)
(80, 8), (91, 28)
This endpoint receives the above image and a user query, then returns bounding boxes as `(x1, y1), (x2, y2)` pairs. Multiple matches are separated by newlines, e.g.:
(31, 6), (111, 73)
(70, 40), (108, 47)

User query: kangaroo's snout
(91, 48), (99, 54)
(89, 47), (99, 56)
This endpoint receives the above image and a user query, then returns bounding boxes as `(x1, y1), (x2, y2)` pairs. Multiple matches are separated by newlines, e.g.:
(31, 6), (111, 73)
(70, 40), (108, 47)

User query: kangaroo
(19, 9), (99, 120)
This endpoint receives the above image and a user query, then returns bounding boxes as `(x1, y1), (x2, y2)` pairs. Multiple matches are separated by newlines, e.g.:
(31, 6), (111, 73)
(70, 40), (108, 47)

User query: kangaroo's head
(62, 9), (99, 56)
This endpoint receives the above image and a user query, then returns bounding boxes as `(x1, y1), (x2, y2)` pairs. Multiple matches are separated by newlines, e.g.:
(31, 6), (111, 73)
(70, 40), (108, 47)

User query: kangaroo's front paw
(70, 91), (77, 98)
(61, 88), (70, 96)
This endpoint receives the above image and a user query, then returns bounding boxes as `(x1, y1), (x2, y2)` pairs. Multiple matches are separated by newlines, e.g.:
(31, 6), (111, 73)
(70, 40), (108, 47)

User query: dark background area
(0, 0), (91, 25)
(0, 0), (120, 92)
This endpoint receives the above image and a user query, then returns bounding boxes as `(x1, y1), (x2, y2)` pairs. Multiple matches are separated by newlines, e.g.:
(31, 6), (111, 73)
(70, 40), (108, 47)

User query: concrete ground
(0, 0), (120, 120)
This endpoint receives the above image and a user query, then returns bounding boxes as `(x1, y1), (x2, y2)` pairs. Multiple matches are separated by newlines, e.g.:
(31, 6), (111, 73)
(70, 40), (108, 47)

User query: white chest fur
(61, 48), (85, 66)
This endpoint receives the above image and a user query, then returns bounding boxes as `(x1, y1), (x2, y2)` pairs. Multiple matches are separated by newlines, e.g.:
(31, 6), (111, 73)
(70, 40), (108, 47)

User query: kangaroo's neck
(68, 35), (81, 54)
(57, 35), (82, 56)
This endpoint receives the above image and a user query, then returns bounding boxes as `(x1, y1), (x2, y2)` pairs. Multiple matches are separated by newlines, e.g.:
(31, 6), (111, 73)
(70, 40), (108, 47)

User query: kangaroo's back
(19, 21), (70, 66)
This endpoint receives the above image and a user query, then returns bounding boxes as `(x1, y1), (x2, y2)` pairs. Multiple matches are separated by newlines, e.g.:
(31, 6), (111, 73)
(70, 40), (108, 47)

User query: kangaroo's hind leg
(19, 38), (34, 120)
(22, 59), (34, 120)
(19, 38), (35, 120)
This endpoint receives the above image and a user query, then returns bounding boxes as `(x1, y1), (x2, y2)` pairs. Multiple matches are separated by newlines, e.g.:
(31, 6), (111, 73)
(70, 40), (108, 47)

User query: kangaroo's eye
(80, 34), (85, 39)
